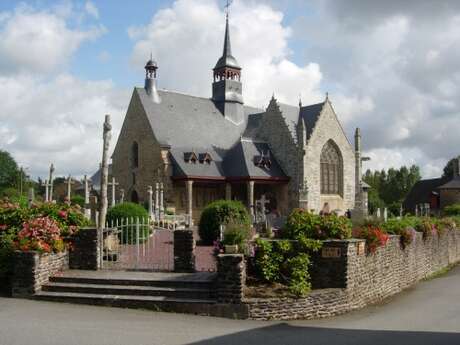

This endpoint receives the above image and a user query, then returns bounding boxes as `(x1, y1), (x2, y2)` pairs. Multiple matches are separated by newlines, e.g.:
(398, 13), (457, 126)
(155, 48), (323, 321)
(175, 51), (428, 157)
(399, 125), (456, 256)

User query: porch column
(247, 181), (255, 219)
(225, 183), (232, 200)
(186, 180), (194, 226)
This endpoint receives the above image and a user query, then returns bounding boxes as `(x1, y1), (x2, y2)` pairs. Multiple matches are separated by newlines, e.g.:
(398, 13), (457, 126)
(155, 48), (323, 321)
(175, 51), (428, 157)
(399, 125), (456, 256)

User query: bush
(71, 195), (85, 208)
(283, 209), (352, 241)
(254, 238), (321, 297)
(107, 202), (149, 222)
(415, 217), (438, 239)
(222, 223), (251, 246)
(353, 226), (389, 253)
(107, 202), (150, 244)
(444, 204), (460, 216)
(199, 200), (250, 245)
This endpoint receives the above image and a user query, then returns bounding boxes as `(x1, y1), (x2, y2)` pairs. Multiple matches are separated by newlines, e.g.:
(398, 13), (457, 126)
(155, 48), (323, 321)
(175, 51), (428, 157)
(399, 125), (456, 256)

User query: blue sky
(1, 0), (460, 180)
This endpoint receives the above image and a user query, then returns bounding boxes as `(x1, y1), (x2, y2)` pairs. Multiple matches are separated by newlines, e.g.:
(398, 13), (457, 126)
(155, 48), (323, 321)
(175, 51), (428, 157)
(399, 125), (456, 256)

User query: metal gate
(100, 217), (184, 271)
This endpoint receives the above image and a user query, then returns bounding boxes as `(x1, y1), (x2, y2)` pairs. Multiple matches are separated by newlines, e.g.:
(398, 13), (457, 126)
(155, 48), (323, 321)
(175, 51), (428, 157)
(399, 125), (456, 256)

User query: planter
(225, 244), (239, 254)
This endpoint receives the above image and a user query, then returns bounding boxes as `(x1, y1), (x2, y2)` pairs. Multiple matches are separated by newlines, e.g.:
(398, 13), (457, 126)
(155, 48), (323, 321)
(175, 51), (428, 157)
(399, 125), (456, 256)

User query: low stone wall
(216, 254), (246, 303)
(69, 228), (100, 270)
(245, 229), (460, 320)
(12, 251), (69, 297)
(174, 230), (195, 272)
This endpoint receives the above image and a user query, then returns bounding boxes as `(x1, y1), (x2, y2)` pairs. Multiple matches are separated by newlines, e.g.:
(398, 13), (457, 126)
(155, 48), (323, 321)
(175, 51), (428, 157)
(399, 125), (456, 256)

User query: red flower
(0, 224), (7, 231)
(58, 210), (68, 219)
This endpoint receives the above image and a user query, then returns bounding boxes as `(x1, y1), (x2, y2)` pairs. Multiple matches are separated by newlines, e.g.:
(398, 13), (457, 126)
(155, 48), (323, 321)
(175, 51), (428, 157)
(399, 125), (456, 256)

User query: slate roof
(134, 87), (325, 181)
(403, 177), (446, 211)
(300, 102), (325, 140)
(90, 165), (112, 191)
(438, 176), (460, 189)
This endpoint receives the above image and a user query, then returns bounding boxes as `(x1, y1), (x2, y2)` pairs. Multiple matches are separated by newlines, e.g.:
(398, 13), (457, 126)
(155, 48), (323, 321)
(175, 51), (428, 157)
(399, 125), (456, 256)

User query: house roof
(403, 177), (447, 211)
(300, 102), (325, 140)
(438, 176), (460, 190)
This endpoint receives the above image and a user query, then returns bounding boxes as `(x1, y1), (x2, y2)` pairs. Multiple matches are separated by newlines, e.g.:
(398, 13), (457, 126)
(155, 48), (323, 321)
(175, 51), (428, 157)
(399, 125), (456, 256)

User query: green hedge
(444, 204), (460, 216)
(107, 202), (150, 244)
(199, 200), (250, 245)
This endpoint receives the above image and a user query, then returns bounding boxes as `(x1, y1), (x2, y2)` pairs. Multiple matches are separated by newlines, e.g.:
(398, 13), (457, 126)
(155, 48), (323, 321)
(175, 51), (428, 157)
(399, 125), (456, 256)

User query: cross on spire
(225, 0), (232, 16)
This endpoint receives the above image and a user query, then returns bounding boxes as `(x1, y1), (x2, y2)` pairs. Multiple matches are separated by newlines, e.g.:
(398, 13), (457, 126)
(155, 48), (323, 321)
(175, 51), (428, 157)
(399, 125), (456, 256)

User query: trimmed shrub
(107, 202), (149, 222)
(444, 204), (460, 216)
(199, 200), (250, 245)
(106, 202), (149, 244)
(71, 195), (85, 208)
(222, 223), (251, 246)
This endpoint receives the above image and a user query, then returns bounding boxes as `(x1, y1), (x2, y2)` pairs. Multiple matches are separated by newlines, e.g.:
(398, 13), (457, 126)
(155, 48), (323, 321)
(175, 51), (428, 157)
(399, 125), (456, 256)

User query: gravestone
(65, 175), (75, 205)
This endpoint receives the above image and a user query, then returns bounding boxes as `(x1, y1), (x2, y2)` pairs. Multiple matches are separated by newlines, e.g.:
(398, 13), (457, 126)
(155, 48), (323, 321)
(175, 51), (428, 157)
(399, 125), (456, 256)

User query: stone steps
(35, 291), (217, 315)
(42, 282), (213, 299)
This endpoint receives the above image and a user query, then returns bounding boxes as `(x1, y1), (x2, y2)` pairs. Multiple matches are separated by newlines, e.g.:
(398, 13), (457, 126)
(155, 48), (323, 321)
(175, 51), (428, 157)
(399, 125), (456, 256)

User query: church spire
(212, 3), (244, 124)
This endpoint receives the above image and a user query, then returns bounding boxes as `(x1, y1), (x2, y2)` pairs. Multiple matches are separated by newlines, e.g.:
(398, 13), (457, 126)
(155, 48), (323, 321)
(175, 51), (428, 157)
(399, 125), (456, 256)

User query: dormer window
(184, 152), (198, 164)
(254, 151), (272, 170)
(199, 153), (212, 164)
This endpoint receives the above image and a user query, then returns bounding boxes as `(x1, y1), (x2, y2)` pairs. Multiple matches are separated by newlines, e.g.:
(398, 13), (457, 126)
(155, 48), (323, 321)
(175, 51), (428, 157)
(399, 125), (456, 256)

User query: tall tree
(0, 150), (19, 191)
(442, 156), (459, 179)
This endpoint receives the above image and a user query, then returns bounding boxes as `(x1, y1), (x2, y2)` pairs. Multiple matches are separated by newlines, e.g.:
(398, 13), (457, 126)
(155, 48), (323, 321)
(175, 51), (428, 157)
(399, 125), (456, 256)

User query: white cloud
(85, 1), (99, 19)
(0, 6), (105, 74)
(0, 4), (121, 179)
(130, 0), (323, 108)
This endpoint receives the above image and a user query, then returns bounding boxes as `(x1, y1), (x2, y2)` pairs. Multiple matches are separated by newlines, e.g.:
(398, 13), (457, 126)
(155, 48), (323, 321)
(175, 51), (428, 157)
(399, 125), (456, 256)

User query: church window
(320, 140), (343, 195)
(131, 142), (139, 169)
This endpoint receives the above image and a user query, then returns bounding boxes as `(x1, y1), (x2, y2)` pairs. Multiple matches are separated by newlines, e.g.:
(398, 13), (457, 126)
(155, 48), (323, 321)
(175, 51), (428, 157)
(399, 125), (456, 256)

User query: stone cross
(400, 205), (403, 218)
(83, 175), (91, 219)
(28, 187), (35, 207)
(415, 205), (419, 217)
(42, 179), (50, 202)
(256, 194), (270, 223)
(147, 186), (153, 218)
(48, 163), (55, 202)
(89, 196), (98, 226)
(108, 177), (119, 207)
(159, 183), (164, 219)
(383, 208), (388, 222)
(376, 208), (381, 219)
(120, 189), (125, 203)
(98, 114), (111, 231)
(65, 175), (75, 205)
(155, 183), (160, 219)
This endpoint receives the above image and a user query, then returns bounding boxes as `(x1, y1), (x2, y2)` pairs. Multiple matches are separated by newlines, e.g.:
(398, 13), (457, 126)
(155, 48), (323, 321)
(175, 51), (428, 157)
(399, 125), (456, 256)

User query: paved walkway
(1, 266), (460, 345)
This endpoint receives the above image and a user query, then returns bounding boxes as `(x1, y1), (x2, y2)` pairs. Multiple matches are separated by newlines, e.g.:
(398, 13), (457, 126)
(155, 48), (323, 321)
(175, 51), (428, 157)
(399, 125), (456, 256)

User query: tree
(363, 165), (421, 215)
(442, 157), (459, 179)
(0, 150), (19, 191)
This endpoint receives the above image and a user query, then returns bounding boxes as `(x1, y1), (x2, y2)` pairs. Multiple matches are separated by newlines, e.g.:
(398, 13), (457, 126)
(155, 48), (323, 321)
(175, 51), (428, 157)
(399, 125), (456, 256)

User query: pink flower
(0, 224), (7, 231)
(58, 210), (68, 219)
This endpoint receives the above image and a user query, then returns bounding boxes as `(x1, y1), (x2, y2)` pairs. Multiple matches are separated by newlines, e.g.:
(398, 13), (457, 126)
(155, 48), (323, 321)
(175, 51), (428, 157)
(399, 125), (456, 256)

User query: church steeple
(212, 9), (244, 124)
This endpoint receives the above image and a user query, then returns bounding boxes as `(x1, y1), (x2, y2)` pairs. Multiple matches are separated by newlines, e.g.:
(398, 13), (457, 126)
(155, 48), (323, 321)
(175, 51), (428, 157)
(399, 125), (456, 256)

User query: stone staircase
(34, 270), (221, 315)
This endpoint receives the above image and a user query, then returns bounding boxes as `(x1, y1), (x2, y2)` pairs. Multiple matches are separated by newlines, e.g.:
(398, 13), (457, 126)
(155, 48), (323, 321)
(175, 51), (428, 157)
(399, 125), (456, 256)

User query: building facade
(111, 15), (367, 223)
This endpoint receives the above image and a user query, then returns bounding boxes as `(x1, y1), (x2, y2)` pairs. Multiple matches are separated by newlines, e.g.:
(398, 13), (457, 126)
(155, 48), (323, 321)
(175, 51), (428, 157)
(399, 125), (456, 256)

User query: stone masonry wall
(304, 101), (356, 213)
(174, 230), (195, 272)
(246, 229), (460, 320)
(69, 228), (100, 270)
(12, 251), (68, 297)
(216, 254), (246, 303)
(111, 89), (172, 205)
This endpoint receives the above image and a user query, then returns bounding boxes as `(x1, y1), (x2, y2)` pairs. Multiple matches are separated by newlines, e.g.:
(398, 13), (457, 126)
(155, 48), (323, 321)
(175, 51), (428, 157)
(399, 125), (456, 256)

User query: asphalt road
(1, 266), (460, 345)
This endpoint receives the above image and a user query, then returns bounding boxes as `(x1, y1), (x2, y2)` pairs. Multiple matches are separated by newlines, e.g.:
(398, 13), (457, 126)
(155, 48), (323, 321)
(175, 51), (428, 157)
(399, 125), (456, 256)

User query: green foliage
(106, 202), (150, 244)
(444, 204), (460, 216)
(283, 208), (352, 241)
(0, 150), (19, 191)
(107, 202), (149, 221)
(71, 195), (85, 208)
(199, 200), (250, 245)
(381, 216), (419, 247)
(363, 165), (421, 215)
(254, 238), (321, 297)
(442, 157), (458, 179)
(222, 223), (251, 246)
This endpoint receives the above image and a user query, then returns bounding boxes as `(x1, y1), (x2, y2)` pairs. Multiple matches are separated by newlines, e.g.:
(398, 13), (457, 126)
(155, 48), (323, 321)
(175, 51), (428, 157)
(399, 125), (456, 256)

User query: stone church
(111, 14), (368, 224)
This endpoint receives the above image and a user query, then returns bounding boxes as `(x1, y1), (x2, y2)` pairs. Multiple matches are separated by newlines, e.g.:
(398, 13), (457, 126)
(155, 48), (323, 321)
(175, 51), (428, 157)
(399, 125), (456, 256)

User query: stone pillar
(147, 185), (153, 218)
(216, 254), (246, 303)
(12, 251), (69, 297)
(247, 181), (255, 219)
(186, 180), (194, 226)
(69, 228), (101, 270)
(225, 183), (232, 200)
(89, 196), (98, 226)
(155, 183), (160, 220)
(173, 230), (195, 272)
(160, 183), (164, 219)
(84, 175), (91, 219)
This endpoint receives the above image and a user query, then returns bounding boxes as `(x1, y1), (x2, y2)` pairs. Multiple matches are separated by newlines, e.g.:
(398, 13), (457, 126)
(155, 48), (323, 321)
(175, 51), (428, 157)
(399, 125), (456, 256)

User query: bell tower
(212, 10), (244, 124)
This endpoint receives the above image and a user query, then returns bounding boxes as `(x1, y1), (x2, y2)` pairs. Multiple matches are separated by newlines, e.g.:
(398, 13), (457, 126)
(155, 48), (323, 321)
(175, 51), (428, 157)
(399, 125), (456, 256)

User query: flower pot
(224, 244), (239, 254)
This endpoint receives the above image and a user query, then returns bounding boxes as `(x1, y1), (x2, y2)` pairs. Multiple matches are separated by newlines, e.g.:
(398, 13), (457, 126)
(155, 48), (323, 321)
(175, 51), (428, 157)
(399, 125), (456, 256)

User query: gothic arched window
(320, 140), (343, 195)
(131, 142), (139, 169)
